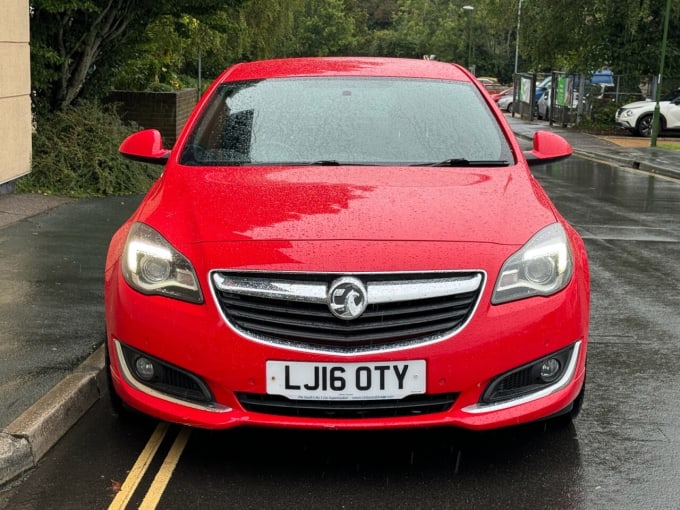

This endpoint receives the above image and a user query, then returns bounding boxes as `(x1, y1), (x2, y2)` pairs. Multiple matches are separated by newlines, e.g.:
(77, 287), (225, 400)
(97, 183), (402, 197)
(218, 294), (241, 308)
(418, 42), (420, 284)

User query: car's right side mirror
(524, 131), (573, 167)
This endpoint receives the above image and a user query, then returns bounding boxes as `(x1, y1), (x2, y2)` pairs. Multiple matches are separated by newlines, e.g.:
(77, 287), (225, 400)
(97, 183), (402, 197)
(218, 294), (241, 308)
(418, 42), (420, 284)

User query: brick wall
(107, 89), (197, 147)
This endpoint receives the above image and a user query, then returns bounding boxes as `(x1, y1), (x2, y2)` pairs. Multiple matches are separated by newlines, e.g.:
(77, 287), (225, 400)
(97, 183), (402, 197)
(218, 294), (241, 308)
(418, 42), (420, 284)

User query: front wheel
(547, 379), (585, 428)
(635, 113), (656, 137)
(105, 338), (140, 420)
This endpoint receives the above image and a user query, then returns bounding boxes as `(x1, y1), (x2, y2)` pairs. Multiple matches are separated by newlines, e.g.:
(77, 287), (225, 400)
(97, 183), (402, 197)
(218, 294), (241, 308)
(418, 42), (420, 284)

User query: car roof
(217, 57), (473, 83)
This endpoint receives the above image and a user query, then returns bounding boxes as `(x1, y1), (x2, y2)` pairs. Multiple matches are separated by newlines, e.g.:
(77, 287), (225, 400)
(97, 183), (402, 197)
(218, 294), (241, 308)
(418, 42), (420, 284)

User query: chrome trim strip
(368, 275), (482, 304)
(114, 339), (232, 414)
(212, 273), (483, 305)
(212, 274), (327, 303)
(461, 341), (582, 414)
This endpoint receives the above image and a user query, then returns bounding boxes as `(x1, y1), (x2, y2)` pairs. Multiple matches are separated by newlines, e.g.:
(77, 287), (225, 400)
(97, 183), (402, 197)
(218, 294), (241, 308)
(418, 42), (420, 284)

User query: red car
(491, 86), (513, 103)
(106, 57), (589, 431)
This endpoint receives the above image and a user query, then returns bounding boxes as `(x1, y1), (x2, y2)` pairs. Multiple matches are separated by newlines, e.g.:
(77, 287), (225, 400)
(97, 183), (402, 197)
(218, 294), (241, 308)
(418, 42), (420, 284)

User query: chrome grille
(211, 272), (483, 352)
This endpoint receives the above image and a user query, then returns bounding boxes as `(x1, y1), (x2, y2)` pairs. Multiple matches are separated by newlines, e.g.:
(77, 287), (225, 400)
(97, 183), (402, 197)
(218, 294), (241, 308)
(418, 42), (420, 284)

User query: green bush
(17, 101), (161, 196)
(576, 100), (621, 134)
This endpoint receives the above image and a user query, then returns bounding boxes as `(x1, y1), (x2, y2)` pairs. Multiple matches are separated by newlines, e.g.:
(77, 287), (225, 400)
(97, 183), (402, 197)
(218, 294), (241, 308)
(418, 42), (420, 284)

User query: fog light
(539, 358), (561, 382)
(134, 356), (156, 381)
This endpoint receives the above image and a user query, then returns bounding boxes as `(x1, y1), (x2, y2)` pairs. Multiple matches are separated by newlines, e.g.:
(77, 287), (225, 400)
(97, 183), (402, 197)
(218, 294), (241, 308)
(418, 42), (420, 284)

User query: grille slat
(235, 316), (464, 343)
(221, 292), (477, 320)
(219, 295), (330, 318)
(212, 272), (483, 351)
(226, 301), (471, 333)
(236, 392), (459, 418)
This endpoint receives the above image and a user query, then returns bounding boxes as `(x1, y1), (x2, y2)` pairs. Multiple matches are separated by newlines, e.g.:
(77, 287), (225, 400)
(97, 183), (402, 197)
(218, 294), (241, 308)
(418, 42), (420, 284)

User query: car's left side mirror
(524, 131), (572, 167)
(119, 129), (171, 165)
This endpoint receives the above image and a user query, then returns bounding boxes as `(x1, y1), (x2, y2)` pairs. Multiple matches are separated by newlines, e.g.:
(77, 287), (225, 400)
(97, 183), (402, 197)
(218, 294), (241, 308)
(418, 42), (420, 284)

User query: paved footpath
(1, 117), (679, 488)
(0, 195), (142, 487)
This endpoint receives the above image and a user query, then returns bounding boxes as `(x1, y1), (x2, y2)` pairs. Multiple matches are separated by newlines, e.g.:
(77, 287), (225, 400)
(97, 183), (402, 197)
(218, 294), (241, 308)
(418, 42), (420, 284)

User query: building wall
(0, 0), (31, 188)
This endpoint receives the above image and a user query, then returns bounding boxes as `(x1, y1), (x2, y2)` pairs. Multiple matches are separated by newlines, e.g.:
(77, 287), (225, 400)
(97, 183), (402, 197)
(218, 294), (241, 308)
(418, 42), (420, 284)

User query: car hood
(137, 164), (557, 247)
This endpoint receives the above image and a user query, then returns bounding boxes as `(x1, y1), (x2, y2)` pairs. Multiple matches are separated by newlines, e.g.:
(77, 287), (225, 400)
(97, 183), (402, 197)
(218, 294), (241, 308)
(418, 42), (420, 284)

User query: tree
(111, 0), (306, 92)
(386, 0), (465, 62)
(518, 0), (680, 79)
(283, 0), (365, 57)
(30, 0), (243, 112)
(31, 0), (680, 112)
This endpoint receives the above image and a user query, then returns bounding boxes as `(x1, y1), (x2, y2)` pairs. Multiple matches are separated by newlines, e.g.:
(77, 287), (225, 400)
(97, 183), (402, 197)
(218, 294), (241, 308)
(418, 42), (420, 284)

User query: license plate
(266, 360), (426, 400)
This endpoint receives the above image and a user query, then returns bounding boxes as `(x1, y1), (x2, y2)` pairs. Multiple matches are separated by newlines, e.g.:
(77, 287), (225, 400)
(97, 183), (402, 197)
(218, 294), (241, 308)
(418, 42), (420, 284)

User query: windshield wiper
(310, 160), (341, 165)
(307, 160), (381, 166)
(412, 159), (510, 167)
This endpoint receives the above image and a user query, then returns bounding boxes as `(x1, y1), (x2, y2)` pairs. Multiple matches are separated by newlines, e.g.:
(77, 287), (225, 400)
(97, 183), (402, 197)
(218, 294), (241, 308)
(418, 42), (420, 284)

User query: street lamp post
(514, 0), (523, 74)
(463, 5), (474, 71)
(651, 0), (671, 147)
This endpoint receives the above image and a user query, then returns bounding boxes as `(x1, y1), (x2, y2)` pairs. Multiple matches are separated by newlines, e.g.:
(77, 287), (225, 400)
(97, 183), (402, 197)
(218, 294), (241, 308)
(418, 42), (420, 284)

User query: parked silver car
(497, 93), (514, 113)
(537, 89), (579, 120)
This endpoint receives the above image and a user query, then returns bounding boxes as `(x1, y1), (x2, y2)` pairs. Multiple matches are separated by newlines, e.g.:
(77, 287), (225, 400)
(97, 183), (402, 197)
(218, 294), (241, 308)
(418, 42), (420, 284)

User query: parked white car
(615, 89), (680, 136)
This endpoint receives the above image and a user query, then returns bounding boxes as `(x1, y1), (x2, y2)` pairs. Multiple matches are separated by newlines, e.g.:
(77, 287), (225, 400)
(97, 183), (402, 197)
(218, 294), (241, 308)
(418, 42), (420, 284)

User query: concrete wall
(0, 0), (31, 189)
(107, 89), (198, 147)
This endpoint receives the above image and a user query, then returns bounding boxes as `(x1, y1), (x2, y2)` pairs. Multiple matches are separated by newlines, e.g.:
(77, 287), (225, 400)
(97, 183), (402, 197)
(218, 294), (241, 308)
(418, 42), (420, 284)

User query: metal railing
(511, 71), (679, 127)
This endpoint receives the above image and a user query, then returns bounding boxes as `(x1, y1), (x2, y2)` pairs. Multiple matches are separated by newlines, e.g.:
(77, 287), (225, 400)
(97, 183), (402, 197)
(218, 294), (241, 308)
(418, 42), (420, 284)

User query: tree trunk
(54, 0), (133, 110)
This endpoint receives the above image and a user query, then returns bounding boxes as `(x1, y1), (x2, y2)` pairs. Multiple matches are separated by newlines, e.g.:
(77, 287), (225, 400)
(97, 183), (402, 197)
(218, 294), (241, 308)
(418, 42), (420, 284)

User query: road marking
(108, 422), (169, 510)
(139, 426), (192, 510)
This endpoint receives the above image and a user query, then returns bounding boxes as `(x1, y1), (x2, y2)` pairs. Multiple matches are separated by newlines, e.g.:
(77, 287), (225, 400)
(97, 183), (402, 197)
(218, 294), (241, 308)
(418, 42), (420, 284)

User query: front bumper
(615, 110), (637, 130)
(109, 337), (586, 431)
(106, 266), (588, 431)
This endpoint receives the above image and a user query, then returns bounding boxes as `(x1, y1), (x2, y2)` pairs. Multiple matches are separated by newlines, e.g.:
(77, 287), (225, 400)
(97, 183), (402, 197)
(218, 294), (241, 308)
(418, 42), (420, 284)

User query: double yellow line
(108, 422), (192, 510)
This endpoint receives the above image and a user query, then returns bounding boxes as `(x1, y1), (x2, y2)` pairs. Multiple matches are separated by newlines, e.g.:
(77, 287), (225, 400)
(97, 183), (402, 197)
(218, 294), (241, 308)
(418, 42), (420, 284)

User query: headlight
(622, 109), (635, 118)
(122, 222), (203, 304)
(492, 223), (573, 304)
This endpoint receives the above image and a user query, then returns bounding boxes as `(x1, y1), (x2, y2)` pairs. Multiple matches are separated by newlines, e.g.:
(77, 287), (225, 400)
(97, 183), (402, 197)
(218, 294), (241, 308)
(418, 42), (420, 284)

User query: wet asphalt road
(0, 196), (142, 429)
(2, 155), (680, 509)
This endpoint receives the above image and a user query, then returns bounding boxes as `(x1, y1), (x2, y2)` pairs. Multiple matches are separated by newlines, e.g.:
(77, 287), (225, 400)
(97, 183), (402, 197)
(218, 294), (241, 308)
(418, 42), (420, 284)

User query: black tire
(105, 340), (138, 419)
(635, 113), (654, 137)
(506, 102), (513, 113)
(548, 380), (585, 428)
(568, 381), (585, 420)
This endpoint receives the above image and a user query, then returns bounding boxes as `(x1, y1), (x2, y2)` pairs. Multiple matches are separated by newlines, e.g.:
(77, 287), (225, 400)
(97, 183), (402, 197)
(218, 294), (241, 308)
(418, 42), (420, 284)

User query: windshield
(537, 76), (551, 88)
(661, 89), (680, 102)
(180, 77), (514, 166)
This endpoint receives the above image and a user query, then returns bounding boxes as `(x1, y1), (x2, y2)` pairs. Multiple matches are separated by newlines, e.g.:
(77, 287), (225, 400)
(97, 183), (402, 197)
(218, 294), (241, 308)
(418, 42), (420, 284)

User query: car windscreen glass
(661, 89), (680, 102)
(180, 77), (514, 166)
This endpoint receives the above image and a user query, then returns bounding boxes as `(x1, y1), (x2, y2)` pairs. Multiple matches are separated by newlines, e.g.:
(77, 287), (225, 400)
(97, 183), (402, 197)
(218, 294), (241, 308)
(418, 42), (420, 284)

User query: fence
(511, 72), (680, 127)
